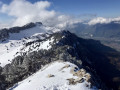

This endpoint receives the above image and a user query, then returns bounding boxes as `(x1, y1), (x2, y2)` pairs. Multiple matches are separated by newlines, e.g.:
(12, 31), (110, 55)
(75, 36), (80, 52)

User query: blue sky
(1, 0), (120, 17)
(50, 0), (120, 18)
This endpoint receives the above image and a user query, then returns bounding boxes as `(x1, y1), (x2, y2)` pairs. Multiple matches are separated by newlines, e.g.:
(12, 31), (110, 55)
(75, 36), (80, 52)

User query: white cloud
(0, 0), (81, 29)
(88, 17), (110, 25)
(111, 17), (120, 22)
(0, 0), (56, 27)
(88, 17), (120, 25)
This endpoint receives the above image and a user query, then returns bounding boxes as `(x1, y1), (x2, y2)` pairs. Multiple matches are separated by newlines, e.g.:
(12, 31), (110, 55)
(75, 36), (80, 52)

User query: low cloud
(88, 17), (120, 25)
(0, 21), (9, 29)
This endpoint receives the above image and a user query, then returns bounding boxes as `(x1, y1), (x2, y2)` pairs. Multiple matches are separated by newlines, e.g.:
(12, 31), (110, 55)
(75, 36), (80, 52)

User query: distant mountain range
(69, 21), (120, 39)
(68, 21), (120, 51)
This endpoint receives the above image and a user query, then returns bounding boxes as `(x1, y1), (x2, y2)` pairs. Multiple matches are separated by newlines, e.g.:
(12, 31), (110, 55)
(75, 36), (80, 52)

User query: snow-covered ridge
(0, 23), (60, 67)
(9, 61), (97, 90)
(16, 36), (55, 56)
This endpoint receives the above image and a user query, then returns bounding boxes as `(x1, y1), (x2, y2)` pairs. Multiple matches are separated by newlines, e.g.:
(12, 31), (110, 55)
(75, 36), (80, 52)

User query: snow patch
(9, 61), (97, 90)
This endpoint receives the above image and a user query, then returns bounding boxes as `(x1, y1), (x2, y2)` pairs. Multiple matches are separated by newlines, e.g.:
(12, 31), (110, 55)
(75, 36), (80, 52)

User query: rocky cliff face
(0, 23), (120, 90)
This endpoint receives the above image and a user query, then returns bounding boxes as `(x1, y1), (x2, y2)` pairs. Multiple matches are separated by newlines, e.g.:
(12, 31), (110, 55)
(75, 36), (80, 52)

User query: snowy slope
(9, 61), (97, 90)
(0, 24), (60, 67)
